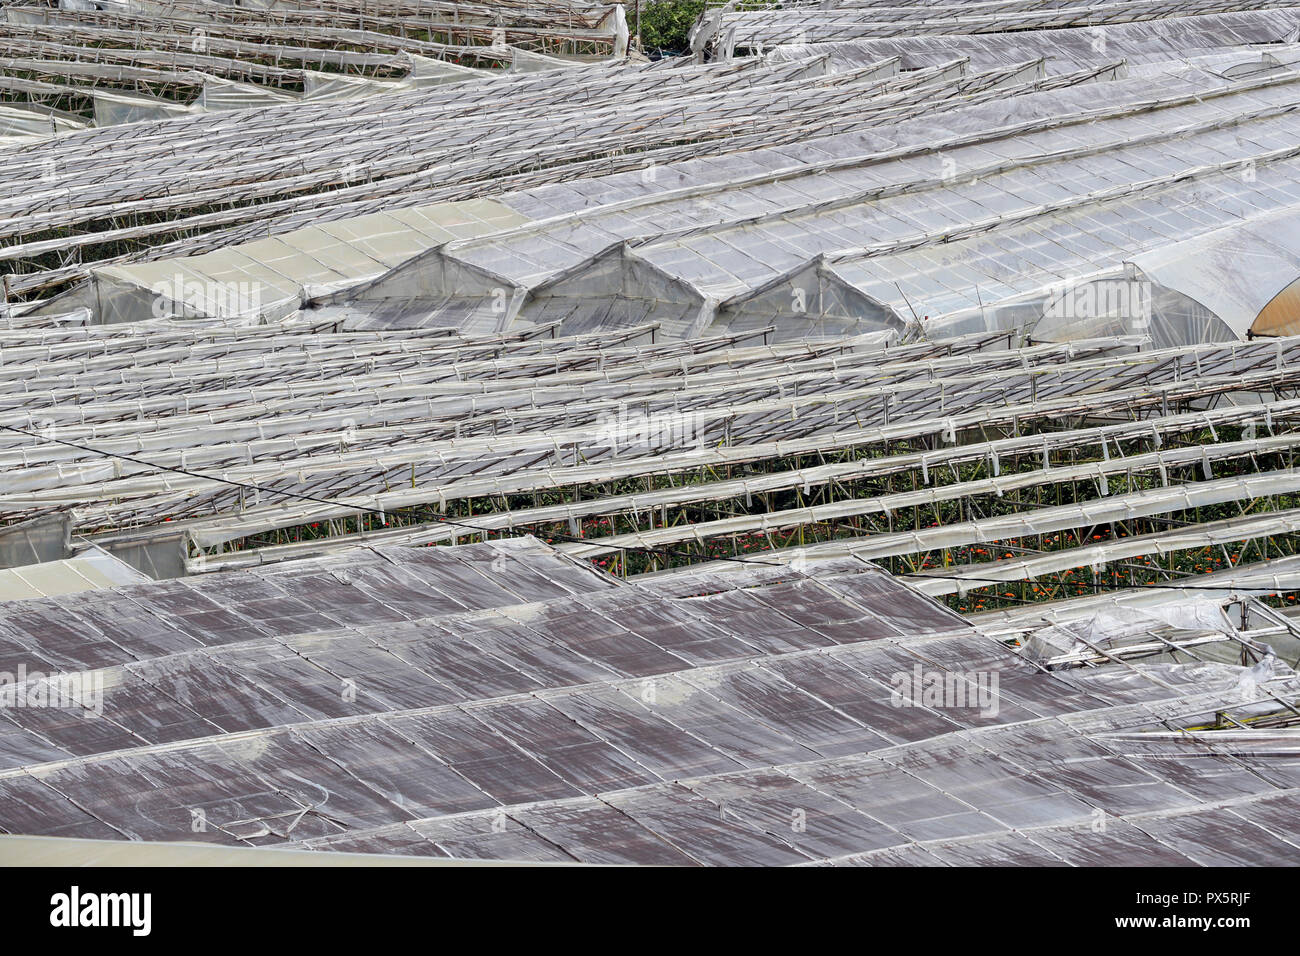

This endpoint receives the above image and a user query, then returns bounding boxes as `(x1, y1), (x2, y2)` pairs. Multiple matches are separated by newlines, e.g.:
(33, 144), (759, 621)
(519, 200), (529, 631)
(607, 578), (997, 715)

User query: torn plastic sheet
(1020, 597), (1238, 663)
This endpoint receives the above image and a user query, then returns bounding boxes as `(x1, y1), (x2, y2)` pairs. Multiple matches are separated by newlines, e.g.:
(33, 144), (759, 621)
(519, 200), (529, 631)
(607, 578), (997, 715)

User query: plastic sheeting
(88, 50), (575, 127)
(91, 89), (193, 126)
(1128, 205), (1300, 339)
(1029, 266), (1237, 351)
(0, 513), (70, 568)
(0, 536), (1293, 864)
(314, 58), (1143, 335)
(8, 52), (893, 308)
(0, 548), (150, 602)
(299, 53), (486, 101)
(908, 504), (1300, 598)
(0, 102), (90, 140)
(287, 55), (1300, 343)
(0, 322), (1291, 549)
(558, 434), (1300, 560)
(972, 553), (1300, 635)
(728, 7), (1300, 66)
(70, 199), (533, 324)
(1020, 598), (1239, 662)
(852, 147), (1300, 344)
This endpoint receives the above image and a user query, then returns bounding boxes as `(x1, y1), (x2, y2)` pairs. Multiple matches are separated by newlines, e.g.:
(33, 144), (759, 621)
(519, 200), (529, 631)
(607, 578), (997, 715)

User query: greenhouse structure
(1, 0), (1300, 869)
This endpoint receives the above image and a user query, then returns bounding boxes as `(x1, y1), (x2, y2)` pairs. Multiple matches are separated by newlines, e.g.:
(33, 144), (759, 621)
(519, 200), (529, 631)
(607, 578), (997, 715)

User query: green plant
(634, 0), (707, 57)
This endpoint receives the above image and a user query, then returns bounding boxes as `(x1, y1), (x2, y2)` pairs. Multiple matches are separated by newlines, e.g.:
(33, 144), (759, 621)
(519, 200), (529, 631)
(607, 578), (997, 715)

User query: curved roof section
(1028, 268), (1237, 350)
(506, 69), (1300, 341)
(1253, 274), (1300, 336)
(1128, 203), (1300, 339)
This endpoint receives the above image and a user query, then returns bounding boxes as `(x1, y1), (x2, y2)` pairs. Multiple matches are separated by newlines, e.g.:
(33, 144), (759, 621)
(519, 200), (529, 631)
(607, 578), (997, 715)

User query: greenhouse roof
(4, 0), (1300, 868)
(0, 535), (1296, 864)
